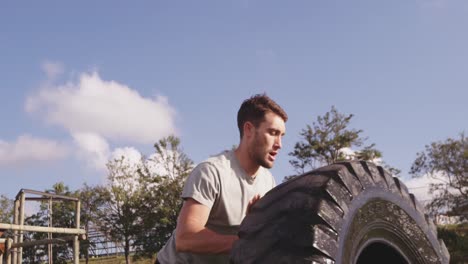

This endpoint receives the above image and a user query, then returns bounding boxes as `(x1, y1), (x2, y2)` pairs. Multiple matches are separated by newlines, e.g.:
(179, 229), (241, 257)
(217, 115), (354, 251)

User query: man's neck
(234, 147), (260, 177)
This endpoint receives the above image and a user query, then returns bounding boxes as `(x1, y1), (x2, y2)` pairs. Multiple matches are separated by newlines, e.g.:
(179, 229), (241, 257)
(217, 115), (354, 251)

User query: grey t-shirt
(157, 150), (276, 264)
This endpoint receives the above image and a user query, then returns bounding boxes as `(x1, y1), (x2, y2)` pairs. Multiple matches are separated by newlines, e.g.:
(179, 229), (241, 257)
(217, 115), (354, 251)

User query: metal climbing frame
(0, 189), (86, 264)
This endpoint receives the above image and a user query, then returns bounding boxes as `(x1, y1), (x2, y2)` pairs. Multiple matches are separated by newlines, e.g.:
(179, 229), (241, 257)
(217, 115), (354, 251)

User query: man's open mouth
(269, 151), (278, 161)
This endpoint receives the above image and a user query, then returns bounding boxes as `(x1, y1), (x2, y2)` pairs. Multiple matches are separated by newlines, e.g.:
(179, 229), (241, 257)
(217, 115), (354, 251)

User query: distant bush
(437, 223), (468, 263)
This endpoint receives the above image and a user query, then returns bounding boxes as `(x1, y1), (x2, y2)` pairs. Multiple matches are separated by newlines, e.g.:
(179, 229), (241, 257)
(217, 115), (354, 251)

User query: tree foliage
(133, 135), (194, 258)
(287, 106), (386, 180)
(23, 211), (49, 263)
(99, 156), (142, 264)
(410, 133), (467, 218)
(97, 136), (193, 261)
(0, 194), (13, 223)
(437, 224), (468, 263)
(78, 184), (108, 263)
(22, 182), (77, 264)
(10, 136), (194, 262)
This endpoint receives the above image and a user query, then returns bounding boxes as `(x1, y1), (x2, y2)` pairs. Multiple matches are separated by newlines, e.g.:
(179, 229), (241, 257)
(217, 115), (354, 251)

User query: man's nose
(274, 136), (282, 149)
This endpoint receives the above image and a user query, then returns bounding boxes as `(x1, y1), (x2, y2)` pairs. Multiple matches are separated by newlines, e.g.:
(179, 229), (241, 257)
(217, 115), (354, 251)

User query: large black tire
(230, 161), (450, 264)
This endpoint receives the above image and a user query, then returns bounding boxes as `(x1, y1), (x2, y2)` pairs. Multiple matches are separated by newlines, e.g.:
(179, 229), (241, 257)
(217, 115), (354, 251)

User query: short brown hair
(237, 94), (288, 138)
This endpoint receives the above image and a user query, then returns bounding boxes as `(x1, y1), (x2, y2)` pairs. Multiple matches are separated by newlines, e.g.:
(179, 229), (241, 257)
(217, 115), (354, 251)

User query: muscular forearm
(176, 227), (238, 254)
(175, 198), (239, 254)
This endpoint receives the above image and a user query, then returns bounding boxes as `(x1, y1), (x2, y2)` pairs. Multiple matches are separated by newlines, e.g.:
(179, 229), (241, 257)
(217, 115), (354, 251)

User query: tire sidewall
(336, 186), (441, 264)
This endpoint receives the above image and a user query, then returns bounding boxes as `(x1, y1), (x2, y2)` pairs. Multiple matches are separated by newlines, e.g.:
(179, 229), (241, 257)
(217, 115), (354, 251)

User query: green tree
(410, 133), (467, 219)
(22, 182), (77, 263)
(437, 224), (468, 263)
(288, 106), (383, 175)
(45, 183), (76, 263)
(77, 184), (108, 263)
(0, 194), (13, 223)
(23, 211), (48, 263)
(99, 155), (144, 264)
(133, 136), (194, 258)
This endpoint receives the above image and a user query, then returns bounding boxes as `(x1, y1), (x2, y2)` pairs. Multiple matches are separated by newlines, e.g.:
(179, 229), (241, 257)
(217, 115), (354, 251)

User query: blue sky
(1, 0), (467, 201)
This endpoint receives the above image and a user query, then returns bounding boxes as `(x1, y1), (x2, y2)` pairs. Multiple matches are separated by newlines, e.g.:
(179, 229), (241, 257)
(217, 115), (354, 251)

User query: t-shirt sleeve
(182, 162), (219, 209)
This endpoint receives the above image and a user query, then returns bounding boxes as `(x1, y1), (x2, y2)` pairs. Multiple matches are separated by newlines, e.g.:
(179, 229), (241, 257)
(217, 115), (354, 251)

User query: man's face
(248, 112), (286, 169)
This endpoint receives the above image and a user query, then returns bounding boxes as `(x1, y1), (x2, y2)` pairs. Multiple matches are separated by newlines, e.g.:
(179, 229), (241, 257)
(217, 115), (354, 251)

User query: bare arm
(175, 198), (238, 254)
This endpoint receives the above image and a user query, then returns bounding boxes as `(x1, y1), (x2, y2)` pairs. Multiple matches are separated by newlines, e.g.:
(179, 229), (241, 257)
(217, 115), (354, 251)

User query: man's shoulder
(188, 150), (233, 178)
(202, 150), (233, 168)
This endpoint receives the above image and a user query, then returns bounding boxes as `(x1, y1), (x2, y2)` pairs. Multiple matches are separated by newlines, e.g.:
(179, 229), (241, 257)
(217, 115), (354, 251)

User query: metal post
(48, 198), (53, 264)
(18, 192), (25, 264)
(6, 238), (12, 264)
(12, 200), (19, 264)
(0, 237), (4, 264)
(73, 200), (81, 264)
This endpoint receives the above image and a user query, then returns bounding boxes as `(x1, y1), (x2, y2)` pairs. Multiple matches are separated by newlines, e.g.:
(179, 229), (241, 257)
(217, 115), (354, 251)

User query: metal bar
(7, 189), (86, 263)
(18, 192), (25, 264)
(0, 224), (86, 235)
(10, 235), (86, 249)
(73, 236), (79, 264)
(25, 197), (78, 202)
(16, 189), (79, 201)
(12, 200), (18, 264)
(74, 200), (81, 264)
(76, 200), (81, 233)
(6, 238), (12, 264)
(48, 198), (53, 264)
(14, 190), (23, 201)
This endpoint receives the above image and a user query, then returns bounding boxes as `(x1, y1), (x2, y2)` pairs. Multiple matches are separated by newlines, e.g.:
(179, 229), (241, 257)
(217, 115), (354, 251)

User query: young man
(156, 94), (287, 263)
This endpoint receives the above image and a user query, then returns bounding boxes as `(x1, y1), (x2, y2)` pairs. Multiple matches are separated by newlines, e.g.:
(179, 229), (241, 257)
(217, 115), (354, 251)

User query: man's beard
(257, 156), (273, 169)
(250, 137), (273, 169)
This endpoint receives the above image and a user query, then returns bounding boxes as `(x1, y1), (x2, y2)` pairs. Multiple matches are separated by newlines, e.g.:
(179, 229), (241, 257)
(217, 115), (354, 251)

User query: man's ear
(243, 121), (255, 138)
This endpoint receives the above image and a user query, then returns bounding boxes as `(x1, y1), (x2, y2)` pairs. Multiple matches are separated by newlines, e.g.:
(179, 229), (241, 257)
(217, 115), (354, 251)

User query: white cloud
(339, 147), (355, 158)
(73, 132), (110, 171)
(108, 147), (144, 193)
(106, 147), (181, 192)
(108, 146), (175, 178)
(41, 61), (64, 80)
(0, 135), (69, 165)
(111, 146), (143, 167)
(338, 147), (383, 164)
(403, 172), (460, 206)
(146, 151), (174, 178)
(24, 65), (179, 173)
(26, 71), (177, 144)
(402, 174), (444, 203)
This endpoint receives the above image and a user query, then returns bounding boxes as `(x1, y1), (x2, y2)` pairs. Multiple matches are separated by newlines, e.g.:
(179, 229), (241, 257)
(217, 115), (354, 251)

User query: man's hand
(247, 194), (261, 215)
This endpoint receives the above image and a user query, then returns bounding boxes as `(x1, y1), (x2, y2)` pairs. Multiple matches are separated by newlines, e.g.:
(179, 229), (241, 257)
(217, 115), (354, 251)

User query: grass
(77, 255), (154, 264)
